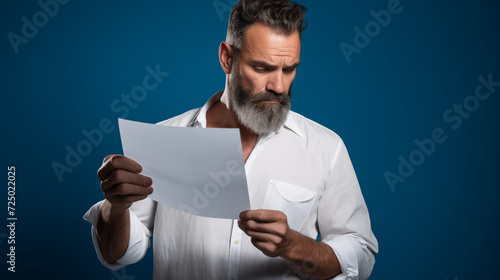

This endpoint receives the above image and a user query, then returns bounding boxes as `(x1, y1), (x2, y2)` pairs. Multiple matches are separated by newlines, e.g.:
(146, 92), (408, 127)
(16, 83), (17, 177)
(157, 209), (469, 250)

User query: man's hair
(226, 0), (308, 50)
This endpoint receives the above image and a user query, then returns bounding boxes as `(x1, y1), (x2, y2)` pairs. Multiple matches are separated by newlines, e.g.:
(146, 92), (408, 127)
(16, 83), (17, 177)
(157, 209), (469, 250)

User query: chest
(242, 141), (256, 163)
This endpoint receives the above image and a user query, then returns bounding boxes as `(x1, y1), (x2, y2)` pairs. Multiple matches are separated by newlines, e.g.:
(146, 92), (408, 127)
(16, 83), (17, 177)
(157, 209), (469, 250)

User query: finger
(243, 228), (282, 245)
(250, 238), (278, 256)
(101, 169), (152, 192)
(107, 193), (150, 206)
(103, 154), (119, 163)
(238, 219), (287, 237)
(104, 183), (154, 197)
(97, 155), (142, 181)
(239, 209), (286, 223)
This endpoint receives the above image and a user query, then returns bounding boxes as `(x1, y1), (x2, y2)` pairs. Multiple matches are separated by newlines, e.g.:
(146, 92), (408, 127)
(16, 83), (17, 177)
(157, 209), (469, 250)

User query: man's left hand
(239, 209), (341, 279)
(238, 209), (296, 258)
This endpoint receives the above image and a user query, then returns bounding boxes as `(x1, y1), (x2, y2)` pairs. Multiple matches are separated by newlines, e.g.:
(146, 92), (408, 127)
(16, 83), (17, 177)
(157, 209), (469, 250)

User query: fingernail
(136, 165), (142, 173)
(145, 177), (153, 186)
(148, 187), (154, 194)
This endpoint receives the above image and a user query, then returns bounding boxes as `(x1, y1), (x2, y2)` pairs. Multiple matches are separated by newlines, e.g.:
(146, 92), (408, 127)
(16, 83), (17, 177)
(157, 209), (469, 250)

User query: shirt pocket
(262, 180), (317, 231)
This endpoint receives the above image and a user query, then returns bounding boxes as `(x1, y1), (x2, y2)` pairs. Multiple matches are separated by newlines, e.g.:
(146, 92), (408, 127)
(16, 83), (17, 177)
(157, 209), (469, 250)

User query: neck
(207, 89), (259, 144)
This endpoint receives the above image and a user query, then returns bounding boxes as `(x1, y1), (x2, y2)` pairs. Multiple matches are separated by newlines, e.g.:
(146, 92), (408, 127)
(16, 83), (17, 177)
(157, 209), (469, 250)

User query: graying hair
(226, 0), (308, 50)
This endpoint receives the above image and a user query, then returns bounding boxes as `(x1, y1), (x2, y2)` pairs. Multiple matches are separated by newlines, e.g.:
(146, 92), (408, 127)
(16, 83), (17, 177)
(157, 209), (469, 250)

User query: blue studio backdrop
(1, 0), (499, 279)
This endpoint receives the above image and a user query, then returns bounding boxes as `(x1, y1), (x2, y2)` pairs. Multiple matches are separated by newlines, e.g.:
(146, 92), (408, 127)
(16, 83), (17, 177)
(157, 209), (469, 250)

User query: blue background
(1, 0), (499, 279)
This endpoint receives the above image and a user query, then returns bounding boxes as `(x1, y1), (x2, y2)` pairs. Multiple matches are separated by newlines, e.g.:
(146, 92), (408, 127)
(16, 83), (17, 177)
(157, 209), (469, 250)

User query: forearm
(96, 200), (131, 264)
(282, 230), (341, 279)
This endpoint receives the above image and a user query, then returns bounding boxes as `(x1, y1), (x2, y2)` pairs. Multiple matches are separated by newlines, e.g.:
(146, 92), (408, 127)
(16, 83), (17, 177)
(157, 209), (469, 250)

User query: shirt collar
(188, 91), (223, 128)
(282, 114), (307, 140)
(189, 91), (307, 140)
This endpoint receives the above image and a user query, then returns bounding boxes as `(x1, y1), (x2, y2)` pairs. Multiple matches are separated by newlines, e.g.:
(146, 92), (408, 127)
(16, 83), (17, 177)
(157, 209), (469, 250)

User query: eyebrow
(250, 60), (300, 70)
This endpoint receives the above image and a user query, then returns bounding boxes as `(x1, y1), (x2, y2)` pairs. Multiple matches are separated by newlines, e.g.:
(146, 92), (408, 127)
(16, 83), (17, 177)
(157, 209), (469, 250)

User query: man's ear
(219, 41), (234, 74)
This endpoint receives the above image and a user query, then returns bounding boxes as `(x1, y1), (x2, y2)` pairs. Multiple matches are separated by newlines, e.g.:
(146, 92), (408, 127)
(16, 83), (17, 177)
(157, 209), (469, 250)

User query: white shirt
(84, 92), (378, 280)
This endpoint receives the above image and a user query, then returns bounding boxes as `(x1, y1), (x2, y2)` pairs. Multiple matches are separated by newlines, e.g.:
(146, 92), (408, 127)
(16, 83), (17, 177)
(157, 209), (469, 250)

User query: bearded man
(84, 1), (378, 279)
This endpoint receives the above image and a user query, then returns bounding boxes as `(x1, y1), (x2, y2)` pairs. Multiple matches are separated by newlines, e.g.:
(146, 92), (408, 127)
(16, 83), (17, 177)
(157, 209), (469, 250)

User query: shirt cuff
(83, 200), (152, 271)
(323, 235), (375, 280)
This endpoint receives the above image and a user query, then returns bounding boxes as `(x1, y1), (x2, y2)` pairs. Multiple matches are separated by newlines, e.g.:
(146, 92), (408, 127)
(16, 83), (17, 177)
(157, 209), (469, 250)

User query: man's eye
(254, 67), (266, 72)
(283, 68), (295, 73)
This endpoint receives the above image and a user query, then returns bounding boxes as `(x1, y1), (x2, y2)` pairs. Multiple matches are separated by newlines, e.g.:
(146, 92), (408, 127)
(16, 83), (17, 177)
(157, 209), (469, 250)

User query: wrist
(281, 229), (301, 260)
(102, 200), (130, 217)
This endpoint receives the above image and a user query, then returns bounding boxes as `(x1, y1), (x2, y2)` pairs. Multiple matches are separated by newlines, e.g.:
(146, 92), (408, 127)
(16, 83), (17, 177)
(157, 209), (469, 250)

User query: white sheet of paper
(118, 118), (250, 219)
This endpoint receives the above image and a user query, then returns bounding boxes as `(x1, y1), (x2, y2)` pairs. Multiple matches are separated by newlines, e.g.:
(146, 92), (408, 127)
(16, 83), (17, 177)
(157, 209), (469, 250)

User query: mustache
(246, 90), (291, 105)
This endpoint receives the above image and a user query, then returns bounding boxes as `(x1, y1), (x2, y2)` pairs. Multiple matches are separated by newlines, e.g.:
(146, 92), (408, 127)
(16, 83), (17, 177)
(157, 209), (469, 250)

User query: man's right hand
(97, 154), (153, 209)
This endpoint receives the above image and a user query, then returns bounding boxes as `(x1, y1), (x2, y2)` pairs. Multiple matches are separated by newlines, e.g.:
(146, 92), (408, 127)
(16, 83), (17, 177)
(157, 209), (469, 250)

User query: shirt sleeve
(82, 198), (157, 270)
(318, 138), (379, 280)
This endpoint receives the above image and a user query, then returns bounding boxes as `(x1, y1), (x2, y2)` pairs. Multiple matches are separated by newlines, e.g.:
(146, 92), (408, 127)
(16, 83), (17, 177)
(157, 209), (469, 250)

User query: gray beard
(228, 74), (292, 135)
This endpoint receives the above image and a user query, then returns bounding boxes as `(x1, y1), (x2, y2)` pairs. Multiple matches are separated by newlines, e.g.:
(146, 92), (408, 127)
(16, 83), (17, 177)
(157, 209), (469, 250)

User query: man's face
(228, 22), (301, 135)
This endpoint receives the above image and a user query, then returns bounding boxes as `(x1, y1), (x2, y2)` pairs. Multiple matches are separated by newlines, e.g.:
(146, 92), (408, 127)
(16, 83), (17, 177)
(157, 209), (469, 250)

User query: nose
(266, 70), (285, 94)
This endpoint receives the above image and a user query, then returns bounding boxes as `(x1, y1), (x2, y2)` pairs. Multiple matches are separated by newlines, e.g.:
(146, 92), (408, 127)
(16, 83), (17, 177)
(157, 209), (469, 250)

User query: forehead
(240, 22), (301, 63)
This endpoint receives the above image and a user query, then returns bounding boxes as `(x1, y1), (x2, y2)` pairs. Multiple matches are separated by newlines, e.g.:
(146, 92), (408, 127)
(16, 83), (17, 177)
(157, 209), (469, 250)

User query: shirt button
(234, 240), (239, 245)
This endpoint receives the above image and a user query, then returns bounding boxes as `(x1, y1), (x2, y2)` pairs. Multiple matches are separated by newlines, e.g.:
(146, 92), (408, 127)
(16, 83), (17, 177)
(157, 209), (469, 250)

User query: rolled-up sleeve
(318, 139), (379, 280)
(83, 198), (156, 270)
